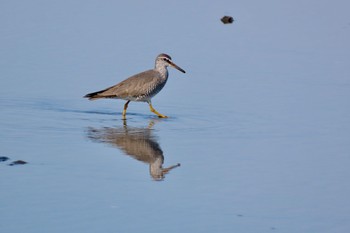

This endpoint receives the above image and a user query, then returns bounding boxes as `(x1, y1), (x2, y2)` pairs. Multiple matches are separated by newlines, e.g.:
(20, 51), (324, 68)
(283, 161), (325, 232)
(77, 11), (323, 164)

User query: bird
(84, 53), (186, 119)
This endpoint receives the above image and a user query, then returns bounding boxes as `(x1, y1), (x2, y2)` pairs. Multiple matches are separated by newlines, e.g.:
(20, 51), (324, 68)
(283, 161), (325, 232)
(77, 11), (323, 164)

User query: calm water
(1, 1), (350, 233)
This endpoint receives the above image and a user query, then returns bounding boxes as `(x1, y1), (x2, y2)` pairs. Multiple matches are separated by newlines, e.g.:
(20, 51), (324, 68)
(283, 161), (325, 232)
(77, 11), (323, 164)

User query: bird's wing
(94, 70), (161, 99)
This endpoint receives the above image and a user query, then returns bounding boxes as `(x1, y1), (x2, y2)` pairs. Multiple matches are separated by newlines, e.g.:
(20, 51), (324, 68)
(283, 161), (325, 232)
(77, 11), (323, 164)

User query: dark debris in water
(0, 156), (10, 162)
(9, 160), (28, 166)
(221, 16), (234, 24)
(1, 156), (28, 166)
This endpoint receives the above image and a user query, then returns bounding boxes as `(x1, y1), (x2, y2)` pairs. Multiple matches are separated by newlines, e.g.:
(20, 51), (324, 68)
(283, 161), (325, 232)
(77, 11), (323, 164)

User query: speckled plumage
(84, 53), (185, 118)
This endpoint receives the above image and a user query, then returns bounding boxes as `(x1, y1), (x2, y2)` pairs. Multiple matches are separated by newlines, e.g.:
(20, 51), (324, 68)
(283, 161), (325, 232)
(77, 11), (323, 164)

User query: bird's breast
(133, 78), (167, 102)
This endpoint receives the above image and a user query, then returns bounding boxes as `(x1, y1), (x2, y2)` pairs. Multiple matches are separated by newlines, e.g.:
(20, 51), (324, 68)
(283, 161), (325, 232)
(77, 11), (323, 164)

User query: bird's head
(156, 53), (186, 73)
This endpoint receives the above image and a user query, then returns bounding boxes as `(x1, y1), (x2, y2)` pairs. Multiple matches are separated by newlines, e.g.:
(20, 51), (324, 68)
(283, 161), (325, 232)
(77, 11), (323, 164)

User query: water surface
(1, 1), (350, 233)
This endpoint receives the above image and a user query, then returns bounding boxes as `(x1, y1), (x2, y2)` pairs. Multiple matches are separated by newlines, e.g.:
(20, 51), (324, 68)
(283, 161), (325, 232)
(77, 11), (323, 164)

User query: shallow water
(1, 1), (350, 233)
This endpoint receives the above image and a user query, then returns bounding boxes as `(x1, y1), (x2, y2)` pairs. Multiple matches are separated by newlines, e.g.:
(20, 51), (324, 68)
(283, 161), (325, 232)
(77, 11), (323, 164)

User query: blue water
(1, 1), (350, 232)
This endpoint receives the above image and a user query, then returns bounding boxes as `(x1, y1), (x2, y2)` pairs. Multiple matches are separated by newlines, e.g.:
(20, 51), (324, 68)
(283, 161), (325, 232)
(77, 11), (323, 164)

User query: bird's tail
(83, 90), (105, 100)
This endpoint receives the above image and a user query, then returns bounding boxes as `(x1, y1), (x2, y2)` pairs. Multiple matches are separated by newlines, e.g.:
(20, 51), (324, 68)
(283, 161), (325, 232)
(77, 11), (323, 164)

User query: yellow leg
(148, 102), (168, 118)
(122, 100), (130, 119)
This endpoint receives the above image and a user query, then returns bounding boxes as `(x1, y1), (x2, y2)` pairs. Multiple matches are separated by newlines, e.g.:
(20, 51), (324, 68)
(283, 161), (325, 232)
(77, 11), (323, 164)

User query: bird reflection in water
(87, 120), (180, 181)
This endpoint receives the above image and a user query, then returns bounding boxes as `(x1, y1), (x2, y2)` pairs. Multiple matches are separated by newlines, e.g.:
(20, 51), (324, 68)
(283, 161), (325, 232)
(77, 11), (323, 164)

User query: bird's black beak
(170, 61), (186, 73)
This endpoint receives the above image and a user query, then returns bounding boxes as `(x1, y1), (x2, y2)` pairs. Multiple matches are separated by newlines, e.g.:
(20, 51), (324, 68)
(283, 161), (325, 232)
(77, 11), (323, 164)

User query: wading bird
(84, 53), (186, 119)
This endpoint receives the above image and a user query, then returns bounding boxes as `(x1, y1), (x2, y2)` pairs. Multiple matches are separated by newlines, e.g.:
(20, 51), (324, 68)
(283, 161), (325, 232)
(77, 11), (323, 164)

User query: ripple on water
(1, 97), (270, 141)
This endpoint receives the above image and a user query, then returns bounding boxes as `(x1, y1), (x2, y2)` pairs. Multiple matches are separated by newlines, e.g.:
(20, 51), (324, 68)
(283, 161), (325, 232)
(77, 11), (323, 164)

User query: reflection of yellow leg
(122, 100), (130, 119)
(122, 119), (127, 127)
(148, 120), (155, 129)
(148, 102), (168, 118)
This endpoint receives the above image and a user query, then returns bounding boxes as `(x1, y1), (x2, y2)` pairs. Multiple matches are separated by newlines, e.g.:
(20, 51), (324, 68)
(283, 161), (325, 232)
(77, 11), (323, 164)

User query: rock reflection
(87, 120), (180, 181)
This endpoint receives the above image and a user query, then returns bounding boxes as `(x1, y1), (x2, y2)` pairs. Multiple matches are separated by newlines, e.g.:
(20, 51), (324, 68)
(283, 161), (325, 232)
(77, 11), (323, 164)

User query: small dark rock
(0, 156), (10, 162)
(9, 160), (28, 166)
(221, 16), (234, 24)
